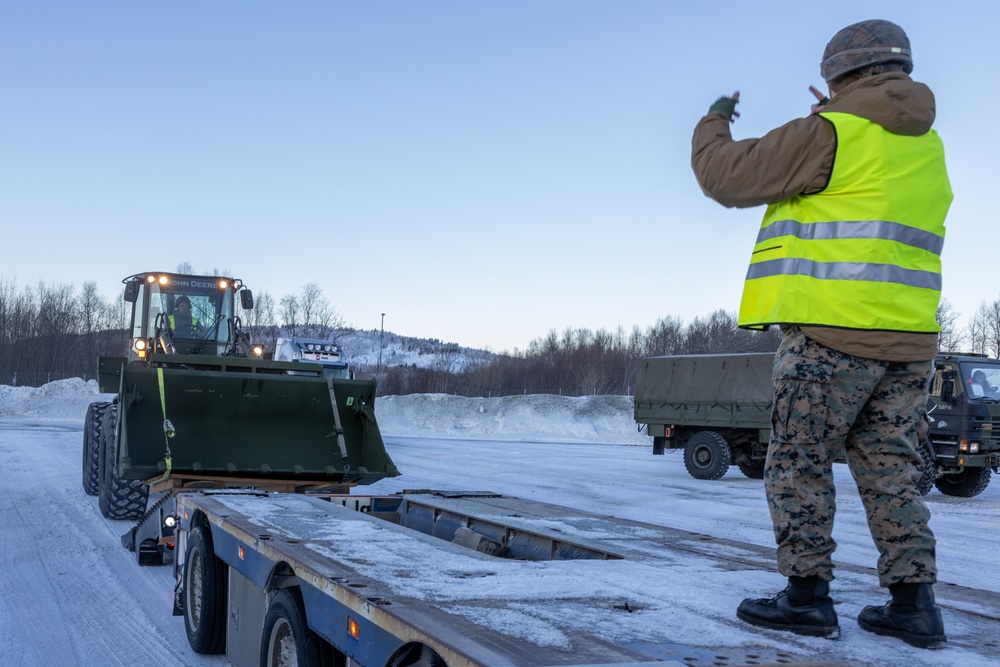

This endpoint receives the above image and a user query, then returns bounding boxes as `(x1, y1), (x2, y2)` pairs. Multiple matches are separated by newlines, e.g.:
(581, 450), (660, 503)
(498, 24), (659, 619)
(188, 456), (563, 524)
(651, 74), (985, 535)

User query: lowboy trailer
(172, 490), (1000, 667)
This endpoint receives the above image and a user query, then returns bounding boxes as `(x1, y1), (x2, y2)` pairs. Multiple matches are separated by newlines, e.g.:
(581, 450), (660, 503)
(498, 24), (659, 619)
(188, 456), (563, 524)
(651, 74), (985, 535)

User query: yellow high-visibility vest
(738, 111), (952, 332)
(168, 314), (199, 335)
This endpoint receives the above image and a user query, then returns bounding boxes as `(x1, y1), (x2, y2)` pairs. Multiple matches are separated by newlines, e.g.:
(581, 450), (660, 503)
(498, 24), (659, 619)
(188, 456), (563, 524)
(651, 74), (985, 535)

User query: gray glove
(709, 95), (739, 119)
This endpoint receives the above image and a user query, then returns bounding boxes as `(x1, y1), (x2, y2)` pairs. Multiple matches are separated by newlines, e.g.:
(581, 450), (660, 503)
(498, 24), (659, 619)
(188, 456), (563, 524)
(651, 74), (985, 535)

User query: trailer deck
(176, 490), (1000, 667)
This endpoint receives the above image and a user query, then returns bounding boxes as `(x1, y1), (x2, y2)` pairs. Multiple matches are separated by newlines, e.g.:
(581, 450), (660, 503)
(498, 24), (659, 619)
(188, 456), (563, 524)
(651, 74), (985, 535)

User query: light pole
(377, 313), (385, 384)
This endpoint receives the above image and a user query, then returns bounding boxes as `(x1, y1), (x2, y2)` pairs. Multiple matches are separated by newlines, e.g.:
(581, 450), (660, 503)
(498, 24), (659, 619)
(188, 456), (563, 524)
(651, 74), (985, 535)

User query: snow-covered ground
(0, 379), (998, 666)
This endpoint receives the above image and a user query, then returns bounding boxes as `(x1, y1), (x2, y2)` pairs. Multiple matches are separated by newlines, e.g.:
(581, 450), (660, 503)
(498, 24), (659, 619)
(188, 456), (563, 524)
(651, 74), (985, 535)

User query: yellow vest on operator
(168, 314), (199, 335)
(738, 112), (952, 333)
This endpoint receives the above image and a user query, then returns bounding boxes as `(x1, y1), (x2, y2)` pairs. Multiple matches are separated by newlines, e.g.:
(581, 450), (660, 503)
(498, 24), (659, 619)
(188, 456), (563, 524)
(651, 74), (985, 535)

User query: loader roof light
(146, 275), (156, 283)
(218, 279), (229, 290)
(158, 275), (169, 286)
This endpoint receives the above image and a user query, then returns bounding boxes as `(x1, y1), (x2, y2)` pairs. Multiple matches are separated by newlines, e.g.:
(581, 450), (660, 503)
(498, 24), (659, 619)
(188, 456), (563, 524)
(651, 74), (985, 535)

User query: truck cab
(926, 354), (1000, 496)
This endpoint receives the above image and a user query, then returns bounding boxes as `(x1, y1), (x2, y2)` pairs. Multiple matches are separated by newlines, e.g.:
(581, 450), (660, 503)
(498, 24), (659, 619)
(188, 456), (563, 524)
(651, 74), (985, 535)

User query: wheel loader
(82, 271), (398, 524)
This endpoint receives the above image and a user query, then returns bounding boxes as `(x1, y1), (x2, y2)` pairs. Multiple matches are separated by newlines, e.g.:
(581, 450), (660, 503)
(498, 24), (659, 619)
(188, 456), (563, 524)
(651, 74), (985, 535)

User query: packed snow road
(1, 420), (998, 666)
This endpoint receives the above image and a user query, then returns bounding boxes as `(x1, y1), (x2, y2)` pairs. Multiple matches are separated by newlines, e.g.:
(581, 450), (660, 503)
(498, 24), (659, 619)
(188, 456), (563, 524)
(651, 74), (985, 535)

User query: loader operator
(691, 20), (951, 649)
(168, 296), (204, 338)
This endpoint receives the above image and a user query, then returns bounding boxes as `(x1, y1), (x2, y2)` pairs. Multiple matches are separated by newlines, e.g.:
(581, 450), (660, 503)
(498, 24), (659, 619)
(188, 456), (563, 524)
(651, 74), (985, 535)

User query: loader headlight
(134, 339), (147, 351)
(164, 515), (177, 529)
(252, 345), (264, 357)
(959, 441), (980, 454)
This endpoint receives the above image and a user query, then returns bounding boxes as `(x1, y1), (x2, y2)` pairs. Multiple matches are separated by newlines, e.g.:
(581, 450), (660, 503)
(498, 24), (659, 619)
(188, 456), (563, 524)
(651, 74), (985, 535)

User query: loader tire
(683, 431), (731, 480)
(97, 405), (149, 520)
(184, 525), (227, 654)
(82, 402), (110, 496)
(935, 466), (991, 498)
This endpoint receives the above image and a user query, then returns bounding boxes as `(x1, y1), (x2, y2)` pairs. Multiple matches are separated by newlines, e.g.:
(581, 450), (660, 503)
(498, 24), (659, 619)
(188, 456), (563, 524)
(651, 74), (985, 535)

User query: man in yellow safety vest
(691, 19), (951, 649)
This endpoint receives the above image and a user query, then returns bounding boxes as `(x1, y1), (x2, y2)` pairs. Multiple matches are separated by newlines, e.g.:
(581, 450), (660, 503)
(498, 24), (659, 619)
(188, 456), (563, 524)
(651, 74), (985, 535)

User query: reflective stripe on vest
(738, 112), (951, 333)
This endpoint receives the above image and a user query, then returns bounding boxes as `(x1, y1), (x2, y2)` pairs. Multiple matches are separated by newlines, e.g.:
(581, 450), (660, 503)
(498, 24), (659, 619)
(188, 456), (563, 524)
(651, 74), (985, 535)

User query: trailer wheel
(935, 466), (991, 498)
(683, 431), (731, 480)
(387, 643), (446, 667)
(261, 588), (330, 667)
(737, 459), (766, 479)
(82, 402), (110, 495)
(97, 405), (149, 520)
(184, 525), (227, 654)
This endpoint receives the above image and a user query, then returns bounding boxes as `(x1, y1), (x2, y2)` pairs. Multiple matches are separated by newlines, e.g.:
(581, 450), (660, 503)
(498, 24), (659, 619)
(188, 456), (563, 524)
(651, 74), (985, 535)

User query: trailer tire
(737, 459), (766, 479)
(387, 643), (446, 667)
(683, 431), (731, 480)
(261, 588), (331, 667)
(82, 402), (110, 495)
(184, 525), (227, 654)
(934, 466), (991, 498)
(97, 405), (149, 521)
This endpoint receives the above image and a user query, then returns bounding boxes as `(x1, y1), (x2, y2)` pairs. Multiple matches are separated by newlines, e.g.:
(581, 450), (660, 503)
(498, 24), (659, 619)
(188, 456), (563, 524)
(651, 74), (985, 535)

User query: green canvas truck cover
(635, 353), (775, 406)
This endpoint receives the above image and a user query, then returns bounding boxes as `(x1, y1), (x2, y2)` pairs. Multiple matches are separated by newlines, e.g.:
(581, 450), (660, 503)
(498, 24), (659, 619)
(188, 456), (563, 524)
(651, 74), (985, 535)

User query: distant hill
(331, 328), (497, 373)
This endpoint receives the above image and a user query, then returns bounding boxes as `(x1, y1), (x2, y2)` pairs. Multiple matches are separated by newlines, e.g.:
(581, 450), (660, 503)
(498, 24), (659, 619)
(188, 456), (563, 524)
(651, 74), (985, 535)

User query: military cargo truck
(634, 352), (1000, 497)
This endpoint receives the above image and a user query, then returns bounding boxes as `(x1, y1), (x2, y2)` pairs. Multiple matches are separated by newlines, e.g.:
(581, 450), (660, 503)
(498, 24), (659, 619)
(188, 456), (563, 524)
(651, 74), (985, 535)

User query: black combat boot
(737, 576), (840, 638)
(858, 582), (947, 649)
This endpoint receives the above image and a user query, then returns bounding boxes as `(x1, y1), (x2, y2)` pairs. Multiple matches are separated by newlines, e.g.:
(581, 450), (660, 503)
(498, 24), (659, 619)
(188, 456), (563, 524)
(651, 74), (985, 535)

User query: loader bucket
(112, 354), (398, 486)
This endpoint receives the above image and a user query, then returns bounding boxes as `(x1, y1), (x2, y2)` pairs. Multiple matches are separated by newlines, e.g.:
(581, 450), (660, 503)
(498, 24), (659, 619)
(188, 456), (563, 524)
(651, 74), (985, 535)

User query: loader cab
(124, 272), (251, 360)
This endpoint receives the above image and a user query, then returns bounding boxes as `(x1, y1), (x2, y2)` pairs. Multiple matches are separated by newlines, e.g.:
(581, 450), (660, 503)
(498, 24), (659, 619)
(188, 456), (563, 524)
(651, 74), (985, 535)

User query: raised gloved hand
(708, 91), (740, 123)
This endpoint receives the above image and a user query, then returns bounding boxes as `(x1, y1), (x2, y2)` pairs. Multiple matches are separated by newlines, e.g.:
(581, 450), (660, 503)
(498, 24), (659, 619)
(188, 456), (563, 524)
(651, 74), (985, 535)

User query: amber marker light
(348, 618), (361, 640)
(239, 546), (245, 560)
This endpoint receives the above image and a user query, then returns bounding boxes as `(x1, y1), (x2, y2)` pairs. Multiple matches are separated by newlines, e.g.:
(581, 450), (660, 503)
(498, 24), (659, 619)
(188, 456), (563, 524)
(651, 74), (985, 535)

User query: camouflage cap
(821, 19), (913, 82)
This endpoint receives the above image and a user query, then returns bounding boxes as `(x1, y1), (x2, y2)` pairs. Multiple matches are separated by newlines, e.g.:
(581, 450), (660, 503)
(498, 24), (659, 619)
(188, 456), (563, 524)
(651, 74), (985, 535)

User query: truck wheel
(184, 525), (227, 654)
(737, 459), (766, 479)
(934, 466), (991, 498)
(97, 405), (149, 520)
(261, 588), (330, 667)
(915, 439), (936, 497)
(683, 431), (731, 480)
(82, 402), (110, 495)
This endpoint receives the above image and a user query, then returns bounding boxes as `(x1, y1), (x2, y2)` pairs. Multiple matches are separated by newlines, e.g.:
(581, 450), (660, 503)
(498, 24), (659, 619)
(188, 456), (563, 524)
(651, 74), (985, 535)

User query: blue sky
(2, 2), (995, 352)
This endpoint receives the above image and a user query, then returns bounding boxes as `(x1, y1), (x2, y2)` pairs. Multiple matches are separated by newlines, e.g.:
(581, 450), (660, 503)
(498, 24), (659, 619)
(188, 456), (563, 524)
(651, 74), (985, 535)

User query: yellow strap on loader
(150, 368), (173, 484)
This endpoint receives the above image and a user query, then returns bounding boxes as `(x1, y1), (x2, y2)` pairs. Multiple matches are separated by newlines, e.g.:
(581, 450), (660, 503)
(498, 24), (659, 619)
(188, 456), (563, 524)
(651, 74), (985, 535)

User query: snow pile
(0, 380), (643, 445)
(0, 378), (109, 423)
(377, 393), (643, 444)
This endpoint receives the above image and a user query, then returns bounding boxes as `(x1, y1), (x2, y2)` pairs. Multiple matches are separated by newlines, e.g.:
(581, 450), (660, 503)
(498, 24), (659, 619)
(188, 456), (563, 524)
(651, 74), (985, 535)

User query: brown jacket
(691, 72), (941, 362)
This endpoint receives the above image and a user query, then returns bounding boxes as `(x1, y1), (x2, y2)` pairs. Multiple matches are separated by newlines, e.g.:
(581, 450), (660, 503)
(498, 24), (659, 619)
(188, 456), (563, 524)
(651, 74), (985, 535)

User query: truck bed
(178, 490), (1000, 667)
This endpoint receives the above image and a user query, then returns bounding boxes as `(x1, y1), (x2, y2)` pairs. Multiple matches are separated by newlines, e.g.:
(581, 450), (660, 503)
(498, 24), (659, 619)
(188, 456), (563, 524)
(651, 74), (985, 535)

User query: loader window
(144, 279), (236, 347)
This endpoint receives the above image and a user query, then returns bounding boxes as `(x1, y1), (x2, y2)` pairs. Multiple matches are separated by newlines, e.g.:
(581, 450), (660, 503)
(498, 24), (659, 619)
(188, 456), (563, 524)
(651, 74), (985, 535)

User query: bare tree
(280, 294), (300, 336)
(936, 298), (964, 352)
(966, 302), (990, 356)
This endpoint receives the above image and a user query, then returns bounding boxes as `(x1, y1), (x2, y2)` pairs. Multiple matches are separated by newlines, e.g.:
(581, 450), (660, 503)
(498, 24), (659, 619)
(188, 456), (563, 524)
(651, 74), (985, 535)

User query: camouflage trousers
(766, 327), (937, 587)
